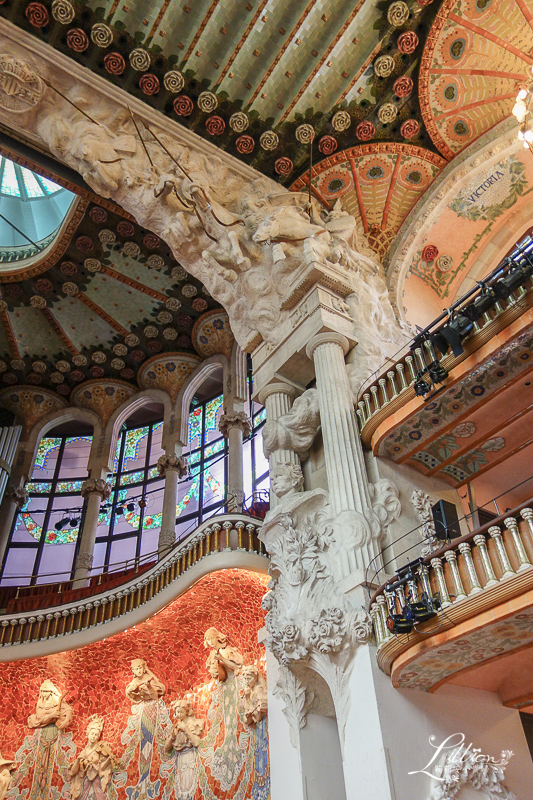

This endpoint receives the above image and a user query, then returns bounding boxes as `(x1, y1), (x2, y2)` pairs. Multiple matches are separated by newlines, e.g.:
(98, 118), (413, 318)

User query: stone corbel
(80, 478), (112, 500)
(218, 411), (252, 439)
(156, 454), (188, 478)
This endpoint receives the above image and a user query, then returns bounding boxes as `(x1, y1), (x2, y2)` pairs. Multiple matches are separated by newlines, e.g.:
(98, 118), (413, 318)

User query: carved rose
(397, 30), (419, 54)
(197, 91), (218, 112)
(129, 48), (151, 72)
(121, 368), (134, 379)
(229, 112), (249, 132)
(111, 358), (125, 370)
(331, 110), (351, 131)
(387, 1), (410, 26)
(72, 354), (87, 366)
(295, 124), (314, 144)
(56, 360), (70, 372)
(147, 339), (161, 352)
(374, 55), (395, 78)
(91, 351), (106, 363)
(89, 206), (107, 223)
(143, 325), (158, 339)
(104, 52), (125, 75)
(51, 0), (75, 24)
(173, 95), (194, 116)
(205, 115), (225, 135)
(130, 349), (145, 362)
(148, 255), (165, 269)
(113, 343), (128, 356)
(157, 311), (172, 324)
(50, 372), (64, 384)
(123, 241), (140, 258)
(66, 28), (89, 53)
(139, 73), (160, 95)
(143, 233), (160, 249)
(62, 282), (79, 296)
(260, 130), (279, 151)
(36, 279), (53, 292)
(32, 361), (46, 373)
(71, 369), (85, 381)
(117, 220), (135, 237)
(99, 229), (116, 245)
(91, 23), (113, 48)
(60, 261), (77, 276)
(308, 608), (346, 654)
(422, 244), (439, 262)
(163, 70), (185, 93)
(28, 373), (42, 385)
(182, 283), (197, 298)
(76, 235), (93, 251)
(274, 157), (293, 176)
(192, 298), (208, 312)
(236, 134), (255, 154)
(171, 265), (187, 280)
(163, 327), (177, 340)
(166, 297), (182, 311)
(400, 118), (419, 139)
(25, 3), (49, 27)
(57, 384), (70, 395)
(356, 120), (375, 141)
(30, 296), (46, 309)
(393, 75), (413, 97)
(436, 254), (453, 272)
(318, 135), (337, 155)
(84, 258), (101, 272)
(377, 102), (398, 124)
(177, 314), (192, 327)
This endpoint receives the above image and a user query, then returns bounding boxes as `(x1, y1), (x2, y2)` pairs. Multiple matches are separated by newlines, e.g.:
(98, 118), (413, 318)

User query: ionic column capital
(157, 453), (188, 477)
(257, 382), (297, 406)
(305, 332), (350, 360)
(81, 478), (112, 500)
(218, 411), (252, 438)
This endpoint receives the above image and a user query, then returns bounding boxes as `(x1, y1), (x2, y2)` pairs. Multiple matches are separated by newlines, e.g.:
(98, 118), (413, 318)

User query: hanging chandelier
(513, 83), (533, 152)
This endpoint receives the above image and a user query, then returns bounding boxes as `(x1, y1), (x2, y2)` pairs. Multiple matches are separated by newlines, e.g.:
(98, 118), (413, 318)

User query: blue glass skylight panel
(37, 175), (62, 195)
(21, 167), (45, 198)
(1, 159), (20, 196)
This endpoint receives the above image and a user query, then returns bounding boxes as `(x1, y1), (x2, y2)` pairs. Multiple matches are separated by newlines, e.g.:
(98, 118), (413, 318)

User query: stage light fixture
(54, 518), (70, 531)
(126, 502), (135, 512)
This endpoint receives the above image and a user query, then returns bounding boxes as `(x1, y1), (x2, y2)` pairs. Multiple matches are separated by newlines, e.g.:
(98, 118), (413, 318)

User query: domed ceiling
(0, 154), (224, 397)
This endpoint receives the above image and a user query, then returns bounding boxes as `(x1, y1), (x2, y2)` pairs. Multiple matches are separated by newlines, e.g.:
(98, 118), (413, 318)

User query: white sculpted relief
(0, 753), (14, 800)
(241, 666), (268, 726)
(125, 659), (165, 703)
(7, 60), (408, 375)
(204, 628), (244, 682)
(70, 716), (116, 800)
(410, 489), (439, 555)
(164, 700), (204, 753)
(262, 390), (320, 460)
(27, 679), (73, 730)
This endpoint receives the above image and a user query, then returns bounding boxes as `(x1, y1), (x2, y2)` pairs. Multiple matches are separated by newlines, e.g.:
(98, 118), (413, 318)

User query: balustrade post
(473, 534), (498, 587)
(212, 523), (221, 552)
(387, 370), (398, 397)
(405, 354), (416, 383)
(430, 557), (451, 606)
(505, 515), (532, 571)
(370, 603), (385, 646)
(458, 542), (482, 594)
(396, 363), (408, 391)
(488, 525), (515, 579)
(376, 595), (390, 639)
(444, 549), (466, 601)
(370, 385), (380, 413)
(222, 520), (233, 551)
(246, 523), (255, 552)
(378, 378), (388, 405)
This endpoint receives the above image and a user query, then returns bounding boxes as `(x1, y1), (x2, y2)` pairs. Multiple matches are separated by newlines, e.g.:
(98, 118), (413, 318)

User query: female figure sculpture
(125, 659), (165, 703)
(164, 700), (204, 800)
(69, 716), (116, 800)
(204, 628), (243, 682)
(241, 666), (268, 726)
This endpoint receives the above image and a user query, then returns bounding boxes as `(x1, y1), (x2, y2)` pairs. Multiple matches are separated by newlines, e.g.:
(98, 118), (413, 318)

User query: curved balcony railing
(369, 502), (533, 677)
(0, 513), (267, 650)
(356, 276), (533, 447)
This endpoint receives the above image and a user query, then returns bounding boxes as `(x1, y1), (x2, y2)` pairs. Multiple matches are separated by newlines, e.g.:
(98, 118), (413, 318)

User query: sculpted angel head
(270, 462), (304, 498)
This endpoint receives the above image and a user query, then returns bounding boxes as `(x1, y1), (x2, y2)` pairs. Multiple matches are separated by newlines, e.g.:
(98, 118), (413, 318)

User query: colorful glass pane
(120, 470), (145, 486)
(188, 408), (202, 447)
(56, 480), (83, 494)
(1, 159), (20, 197)
(204, 395), (224, 442)
(21, 167), (45, 198)
(34, 437), (62, 470)
(26, 481), (51, 494)
(36, 174), (62, 195)
(205, 439), (225, 458)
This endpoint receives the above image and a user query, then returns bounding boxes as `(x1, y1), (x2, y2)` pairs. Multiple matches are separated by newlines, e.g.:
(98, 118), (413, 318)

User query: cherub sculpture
(125, 659), (165, 703)
(241, 666), (268, 726)
(164, 699), (204, 753)
(69, 716), (116, 800)
(0, 752), (14, 800)
(27, 679), (73, 730)
(204, 628), (243, 682)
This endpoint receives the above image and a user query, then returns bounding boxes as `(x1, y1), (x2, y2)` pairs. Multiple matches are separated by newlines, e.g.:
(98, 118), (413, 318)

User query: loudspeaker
(432, 499), (461, 541)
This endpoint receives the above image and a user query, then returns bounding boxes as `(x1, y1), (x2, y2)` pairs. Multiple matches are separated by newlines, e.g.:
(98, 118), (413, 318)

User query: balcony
(369, 502), (533, 710)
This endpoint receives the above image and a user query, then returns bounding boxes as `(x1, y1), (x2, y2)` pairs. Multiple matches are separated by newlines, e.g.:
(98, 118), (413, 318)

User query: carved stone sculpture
(8, 482), (28, 509)
(0, 55), (44, 113)
(204, 628), (243, 682)
(262, 389), (320, 460)
(156, 453), (188, 477)
(80, 479), (112, 501)
(0, 752), (14, 800)
(410, 489), (439, 555)
(218, 411), (252, 439)
(241, 666), (268, 726)
(269, 462), (304, 500)
(70, 716), (116, 800)
(125, 659), (165, 703)
(27, 679), (73, 730)
(430, 742), (516, 800)
(164, 699), (204, 753)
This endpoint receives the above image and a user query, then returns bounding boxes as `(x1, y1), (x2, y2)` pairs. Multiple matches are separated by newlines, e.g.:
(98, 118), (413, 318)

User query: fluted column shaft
(218, 412), (252, 512)
(258, 383), (299, 509)
(74, 479), (111, 585)
(157, 454), (188, 557)
(306, 333), (370, 516)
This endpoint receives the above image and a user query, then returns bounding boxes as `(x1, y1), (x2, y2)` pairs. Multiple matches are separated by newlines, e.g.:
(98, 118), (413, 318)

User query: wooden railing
(357, 281), (533, 446)
(369, 504), (533, 651)
(0, 514), (266, 648)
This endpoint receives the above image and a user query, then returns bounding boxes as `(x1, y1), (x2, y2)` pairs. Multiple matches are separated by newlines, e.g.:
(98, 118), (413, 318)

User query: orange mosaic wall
(0, 569), (269, 800)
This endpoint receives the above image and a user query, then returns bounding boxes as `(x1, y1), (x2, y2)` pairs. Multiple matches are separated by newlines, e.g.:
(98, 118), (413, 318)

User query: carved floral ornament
(0, 55), (44, 113)
(156, 453), (188, 477)
(218, 411), (252, 438)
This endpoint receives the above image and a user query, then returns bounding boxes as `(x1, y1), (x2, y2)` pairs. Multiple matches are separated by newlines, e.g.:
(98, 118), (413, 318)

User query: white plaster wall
(300, 714), (347, 800)
(369, 650), (533, 799)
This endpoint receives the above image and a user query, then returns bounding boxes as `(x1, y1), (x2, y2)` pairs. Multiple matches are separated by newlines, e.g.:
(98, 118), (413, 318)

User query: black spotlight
(54, 518), (70, 531)
(126, 502), (135, 512)
(69, 517), (79, 527)
(116, 506), (124, 516)
(386, 612), (414, 635)
(414, 375), (431, 396)
(427, 360), (448, 384)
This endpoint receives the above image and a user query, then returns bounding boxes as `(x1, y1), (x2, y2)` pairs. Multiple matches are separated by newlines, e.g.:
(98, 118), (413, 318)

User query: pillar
(218, 411), (251, 512)
(156, 453), (188, 557)
(74, 478), (112, 585)
(305, 332), (371, 517)
(0, 481), (28, 568)
(257, 382), (300, 508)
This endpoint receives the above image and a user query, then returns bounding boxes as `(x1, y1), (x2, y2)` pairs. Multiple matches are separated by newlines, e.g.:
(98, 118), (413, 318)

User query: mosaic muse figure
(125, 659), (165, 703)
(164, 700), (204, 753)
(241, 666), (268, 726)
(0, 753), (15, 800)
(204, 628), (243, 682)
(70, 716), (116, 800)
(27, 679), (73, 730)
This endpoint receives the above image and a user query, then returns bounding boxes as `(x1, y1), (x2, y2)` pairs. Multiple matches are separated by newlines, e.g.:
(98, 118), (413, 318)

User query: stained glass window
(1, 159), (19, 197)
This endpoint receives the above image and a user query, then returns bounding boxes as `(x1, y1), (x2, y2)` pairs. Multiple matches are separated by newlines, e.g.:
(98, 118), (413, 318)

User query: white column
(258, 382), (300, 508)
(74, 478), (112, 585)
(218, 412), (252, 512)
(0, 481), (28, 567)
(156, 454), (188, 557)
(306, 332), (371, 517)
